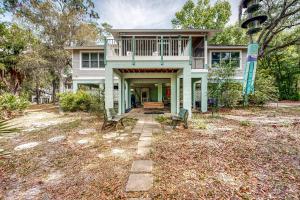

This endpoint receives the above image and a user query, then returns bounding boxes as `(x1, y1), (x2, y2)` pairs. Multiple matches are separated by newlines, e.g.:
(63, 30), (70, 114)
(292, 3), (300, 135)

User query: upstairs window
(81, 52), (105, 69)
(211, 51), (241, 68)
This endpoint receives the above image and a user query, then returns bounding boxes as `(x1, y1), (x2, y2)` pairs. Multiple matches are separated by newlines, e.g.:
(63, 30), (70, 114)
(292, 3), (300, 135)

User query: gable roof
(111, 29), (220, 38)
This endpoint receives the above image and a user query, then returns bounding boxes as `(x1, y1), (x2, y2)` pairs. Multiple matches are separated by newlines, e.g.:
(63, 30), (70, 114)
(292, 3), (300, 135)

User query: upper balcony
(104, 29), (216, 69)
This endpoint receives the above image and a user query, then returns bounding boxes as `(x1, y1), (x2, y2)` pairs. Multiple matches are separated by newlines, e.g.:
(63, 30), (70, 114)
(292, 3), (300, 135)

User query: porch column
(158, 84), (163, 102)
(201, 74), (208, 112)
(118, 77), (122, 115)
(171, 75), (177, 114)
(121, 77), (126, 113)
(183, 66), (192, 117)
(128, 80), (131, 109)
(125, 80), (128, 110)
(204, 35), (208, 69)
(192, 81), (196, 108)
(72, 80), (78, 93)
(176, 77), (180, 114)
(105, 67), (114, 113)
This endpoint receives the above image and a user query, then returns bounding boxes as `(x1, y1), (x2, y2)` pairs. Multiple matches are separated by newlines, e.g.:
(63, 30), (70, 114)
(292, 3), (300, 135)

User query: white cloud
(95, 0), (185, 28)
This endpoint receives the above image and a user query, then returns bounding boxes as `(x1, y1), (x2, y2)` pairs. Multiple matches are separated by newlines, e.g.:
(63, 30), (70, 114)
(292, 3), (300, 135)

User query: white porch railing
(192, 57), (205, 69)
(106, 38), (190, 57)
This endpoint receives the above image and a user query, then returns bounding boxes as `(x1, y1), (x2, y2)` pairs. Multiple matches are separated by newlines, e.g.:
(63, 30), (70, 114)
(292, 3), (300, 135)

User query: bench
(171, 108), (188, 129)
(144, 102), (164, 109)
(101, 108), (125, 130)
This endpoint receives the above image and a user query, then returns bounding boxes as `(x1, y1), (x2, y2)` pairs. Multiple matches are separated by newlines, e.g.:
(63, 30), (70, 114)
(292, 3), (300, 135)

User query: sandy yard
(0, 103), (299, 199)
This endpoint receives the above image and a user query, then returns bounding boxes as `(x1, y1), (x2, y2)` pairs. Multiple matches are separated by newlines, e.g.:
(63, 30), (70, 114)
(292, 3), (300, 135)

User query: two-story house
(66, 29), (247, 117)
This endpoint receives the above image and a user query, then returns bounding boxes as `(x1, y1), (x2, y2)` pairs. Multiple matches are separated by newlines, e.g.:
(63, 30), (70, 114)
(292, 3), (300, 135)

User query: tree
(210, 23), (248, 45)
(239, 0), (300, 57)
(0, 23), (35, 94)
(259, 44), (300, 100)
(3, 0), (100, 102)
(172, 0), (231, 29)
(208, 62), (242, 112)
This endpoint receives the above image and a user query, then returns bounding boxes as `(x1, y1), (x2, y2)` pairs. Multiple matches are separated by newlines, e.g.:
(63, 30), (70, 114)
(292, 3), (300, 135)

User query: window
(211, 51), (241, 68)
(81, 52), (105, 69)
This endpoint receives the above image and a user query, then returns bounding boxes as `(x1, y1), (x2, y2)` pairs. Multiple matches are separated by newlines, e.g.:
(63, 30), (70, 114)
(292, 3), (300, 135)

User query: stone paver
(131, 160), (153, 173)
(139, 137), (152, 141)
(138, 140), (152, 147)
(126, 174), (153, 192)
(48, 135), (66, 143)
(14, 142), (40, 151)
(140, 132), (152, 137)
(78, 128), (96, 135)
(137, 147), (151, 156)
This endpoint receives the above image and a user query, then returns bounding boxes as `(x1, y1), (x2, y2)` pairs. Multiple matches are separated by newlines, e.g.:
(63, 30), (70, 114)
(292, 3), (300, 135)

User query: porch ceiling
(118, 68), (178, 73)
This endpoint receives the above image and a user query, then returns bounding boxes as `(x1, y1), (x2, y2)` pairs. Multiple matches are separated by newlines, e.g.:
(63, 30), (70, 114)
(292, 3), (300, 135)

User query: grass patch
(239, 120), (251, 126)
(191, 115), (207, 129)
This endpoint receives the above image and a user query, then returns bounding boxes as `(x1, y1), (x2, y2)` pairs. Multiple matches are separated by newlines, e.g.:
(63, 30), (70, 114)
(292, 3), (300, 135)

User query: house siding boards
(67, 29), (247, 115)
(207, 47), (247, 79)
(72, 49), (105, 80)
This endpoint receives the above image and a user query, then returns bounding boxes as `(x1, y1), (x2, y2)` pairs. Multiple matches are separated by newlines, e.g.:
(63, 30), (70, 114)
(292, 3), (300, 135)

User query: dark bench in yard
(171, 108), (188, 129)
(101, 108), (125, 130)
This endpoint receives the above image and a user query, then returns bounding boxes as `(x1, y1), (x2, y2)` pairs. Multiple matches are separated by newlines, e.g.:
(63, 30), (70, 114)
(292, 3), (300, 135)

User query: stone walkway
(126, 114), (160, 199)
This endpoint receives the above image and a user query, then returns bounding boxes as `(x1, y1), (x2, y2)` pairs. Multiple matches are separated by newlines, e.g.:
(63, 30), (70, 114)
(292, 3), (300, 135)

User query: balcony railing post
(178, 35), (182, 56)
(189, 35), (192, 65)
(132, 36), (135, 65)
(204, 35), (208, 69)
(104, 37), (107, 65)
(160, 36), (163, 65)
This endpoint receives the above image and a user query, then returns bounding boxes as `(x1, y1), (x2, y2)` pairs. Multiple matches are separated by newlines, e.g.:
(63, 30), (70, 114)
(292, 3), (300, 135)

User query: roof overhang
(64, 45), (104, 51)
(208, 45), (247, 50)
(111, 29), (221, 38)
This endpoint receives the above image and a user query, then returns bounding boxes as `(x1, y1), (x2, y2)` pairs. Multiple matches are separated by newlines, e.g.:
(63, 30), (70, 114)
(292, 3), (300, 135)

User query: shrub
(220, 82), (243, 108)
(59, 90), (104, 113)
(249, 69), (279, 105)
(0, 93), (29, 119)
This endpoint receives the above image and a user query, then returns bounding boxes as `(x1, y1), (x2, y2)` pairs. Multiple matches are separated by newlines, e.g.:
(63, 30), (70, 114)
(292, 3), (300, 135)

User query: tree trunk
(36, 81), (40, 104)
(52, 79), (56, 104)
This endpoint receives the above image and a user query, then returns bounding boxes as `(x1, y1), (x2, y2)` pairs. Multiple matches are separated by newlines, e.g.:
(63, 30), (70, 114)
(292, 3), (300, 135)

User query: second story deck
(105, 29), (219, 69)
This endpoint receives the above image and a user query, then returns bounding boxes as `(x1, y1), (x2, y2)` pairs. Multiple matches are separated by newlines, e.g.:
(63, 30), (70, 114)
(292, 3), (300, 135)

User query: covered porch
(105, 67), (208, 117)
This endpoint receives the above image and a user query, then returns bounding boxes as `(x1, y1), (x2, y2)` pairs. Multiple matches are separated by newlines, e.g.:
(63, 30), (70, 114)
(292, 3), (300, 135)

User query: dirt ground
(150, 105), (300, 199)
(0, 104), (138, 199)
(1, 103), (299, 199)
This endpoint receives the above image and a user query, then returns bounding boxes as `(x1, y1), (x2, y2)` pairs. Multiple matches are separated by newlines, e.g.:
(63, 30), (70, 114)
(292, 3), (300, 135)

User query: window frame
(79, 51), (105, 70)
(210, 50), (242, 69)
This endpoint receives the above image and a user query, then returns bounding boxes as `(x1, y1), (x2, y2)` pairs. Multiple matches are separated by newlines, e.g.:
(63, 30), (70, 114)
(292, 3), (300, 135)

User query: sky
(1, 0), (240, 28)
(95, 0), (240, 28)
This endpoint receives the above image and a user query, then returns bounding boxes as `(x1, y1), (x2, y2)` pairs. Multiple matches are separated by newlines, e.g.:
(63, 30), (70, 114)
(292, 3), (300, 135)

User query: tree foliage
(0, 23), (35, 94)
(210, 24), (248, 45)
(172, 0), (231, 29)
(239, 0), (300, 57)
(2, 0), (101, 100)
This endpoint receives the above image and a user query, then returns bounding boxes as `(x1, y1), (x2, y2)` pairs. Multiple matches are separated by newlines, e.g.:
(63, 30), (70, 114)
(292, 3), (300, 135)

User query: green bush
(220, 83), (243, 108)
(250, 69), (279, 105)
(0, 93), (29, 119)
(59, 90), (104, 113)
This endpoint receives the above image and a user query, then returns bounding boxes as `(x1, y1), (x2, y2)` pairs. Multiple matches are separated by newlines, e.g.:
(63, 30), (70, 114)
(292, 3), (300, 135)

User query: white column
(176, 77), (180, 114)
(125, 80), (128, 109)
(201, 75), (208, 112)
(158, 84), (162, 102)
(118, 77), (122, 115)
(204, 36), (208, 69)
(183, 66), (192, 117)
(193, 81), (196, 108)
(105, 67), (114, 113)
(171, 75), (177, 114)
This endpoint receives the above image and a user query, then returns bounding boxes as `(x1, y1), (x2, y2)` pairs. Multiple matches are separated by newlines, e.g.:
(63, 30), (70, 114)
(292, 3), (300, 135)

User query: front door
(141, 88), (149, 104)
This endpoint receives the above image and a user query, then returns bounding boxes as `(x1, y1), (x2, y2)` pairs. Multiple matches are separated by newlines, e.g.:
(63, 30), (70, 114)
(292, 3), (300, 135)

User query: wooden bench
(171, 108), (188, 129)
(143, 102), (164, 109)
(101, 108), (125, 130)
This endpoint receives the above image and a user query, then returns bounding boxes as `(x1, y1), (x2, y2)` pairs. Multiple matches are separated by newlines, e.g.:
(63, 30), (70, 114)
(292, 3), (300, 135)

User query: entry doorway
(141, 88), (150, 104)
